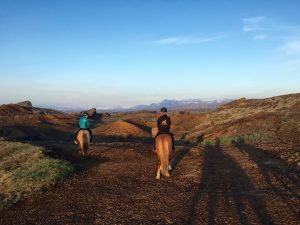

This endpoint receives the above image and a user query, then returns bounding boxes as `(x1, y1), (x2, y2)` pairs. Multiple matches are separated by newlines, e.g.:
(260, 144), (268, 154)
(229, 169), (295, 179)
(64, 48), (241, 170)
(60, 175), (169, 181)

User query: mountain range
(125, 99), (233, 112)
(37, 99), (234, 112)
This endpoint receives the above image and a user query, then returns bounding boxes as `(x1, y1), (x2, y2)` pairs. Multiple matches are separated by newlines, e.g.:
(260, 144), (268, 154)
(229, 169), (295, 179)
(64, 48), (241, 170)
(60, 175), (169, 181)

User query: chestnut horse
(77, 130), (91, 159)
(155, 134), (173, 179)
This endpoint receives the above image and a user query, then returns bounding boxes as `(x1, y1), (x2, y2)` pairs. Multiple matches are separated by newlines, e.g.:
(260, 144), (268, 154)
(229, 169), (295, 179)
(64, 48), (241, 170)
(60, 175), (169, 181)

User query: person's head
(83, 112), (89, 118)
(160, 107), (167, 115)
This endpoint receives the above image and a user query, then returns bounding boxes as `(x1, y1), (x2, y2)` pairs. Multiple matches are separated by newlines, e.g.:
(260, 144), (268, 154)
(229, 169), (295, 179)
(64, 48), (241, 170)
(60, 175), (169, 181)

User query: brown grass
(0, 141), (73, 210)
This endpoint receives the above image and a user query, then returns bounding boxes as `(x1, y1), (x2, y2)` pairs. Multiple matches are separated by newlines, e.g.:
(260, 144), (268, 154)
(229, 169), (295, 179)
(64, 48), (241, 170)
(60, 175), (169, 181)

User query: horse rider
(154, 107), (175, 150)
(74, 112), (93, 144)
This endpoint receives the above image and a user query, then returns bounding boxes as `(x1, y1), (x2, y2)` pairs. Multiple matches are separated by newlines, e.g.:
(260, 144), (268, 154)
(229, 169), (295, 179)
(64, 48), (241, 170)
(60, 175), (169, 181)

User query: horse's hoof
(168, 165), (172, 171)
(156, 177), (160, 180)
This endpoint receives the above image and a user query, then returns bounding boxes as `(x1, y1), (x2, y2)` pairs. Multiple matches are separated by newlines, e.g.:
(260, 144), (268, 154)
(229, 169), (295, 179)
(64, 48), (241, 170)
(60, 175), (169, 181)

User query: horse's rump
(77, 130), (90, 155)
(155, 134), (172, 177)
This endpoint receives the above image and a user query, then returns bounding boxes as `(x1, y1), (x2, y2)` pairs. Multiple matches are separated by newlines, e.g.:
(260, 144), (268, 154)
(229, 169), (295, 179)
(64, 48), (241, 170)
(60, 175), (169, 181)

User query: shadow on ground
(188, 142), (275, 225)
(234, 142), (300, 221)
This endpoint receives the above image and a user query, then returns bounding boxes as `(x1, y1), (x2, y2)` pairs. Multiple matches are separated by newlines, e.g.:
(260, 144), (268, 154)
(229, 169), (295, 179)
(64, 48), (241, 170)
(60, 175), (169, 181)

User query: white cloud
(243, 16), (266, 32)
(152, 37), (190, 45)
(152, 34), (226, 45)
(282, 40), (300, 55)
(253, 34), (268, 40)
(279, 40), (300, 74)
(243, 16), (265, 23)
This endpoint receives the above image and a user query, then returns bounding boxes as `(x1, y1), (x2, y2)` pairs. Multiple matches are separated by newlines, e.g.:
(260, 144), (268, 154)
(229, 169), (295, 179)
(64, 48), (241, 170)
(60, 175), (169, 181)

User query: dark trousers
(154, 131), (175, 150)
(75, 128), (93, 142)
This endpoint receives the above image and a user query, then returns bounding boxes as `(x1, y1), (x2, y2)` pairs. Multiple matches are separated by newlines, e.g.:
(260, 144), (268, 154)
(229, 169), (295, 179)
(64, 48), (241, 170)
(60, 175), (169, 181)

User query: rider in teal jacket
(79, 116), (90, 129)
(74, 112), (93, 144)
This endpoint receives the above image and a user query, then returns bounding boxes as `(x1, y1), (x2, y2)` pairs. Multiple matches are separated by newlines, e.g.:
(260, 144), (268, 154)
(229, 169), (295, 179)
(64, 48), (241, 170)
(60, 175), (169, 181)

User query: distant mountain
(35, 99), (233, 113)
(97, 99), (234, 112)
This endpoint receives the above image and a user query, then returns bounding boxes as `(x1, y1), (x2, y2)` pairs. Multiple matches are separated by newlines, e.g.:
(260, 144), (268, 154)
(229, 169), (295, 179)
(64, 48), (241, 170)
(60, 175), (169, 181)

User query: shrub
(202, 131), (271, 146)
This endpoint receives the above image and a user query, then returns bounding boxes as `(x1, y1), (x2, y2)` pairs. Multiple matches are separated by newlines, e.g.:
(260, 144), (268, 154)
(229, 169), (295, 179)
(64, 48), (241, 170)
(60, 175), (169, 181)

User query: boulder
(80, 108), (103, 120)
(16, 100), (32, 107)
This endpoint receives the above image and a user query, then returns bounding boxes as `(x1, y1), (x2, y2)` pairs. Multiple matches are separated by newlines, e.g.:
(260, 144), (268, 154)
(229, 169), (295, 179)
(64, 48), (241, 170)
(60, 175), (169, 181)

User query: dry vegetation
(0, 141), (73, 209)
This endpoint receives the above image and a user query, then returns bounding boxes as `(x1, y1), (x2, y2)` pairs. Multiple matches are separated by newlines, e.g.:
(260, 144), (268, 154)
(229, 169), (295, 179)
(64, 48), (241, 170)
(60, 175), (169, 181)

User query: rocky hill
(185, 93), (300, 141)
(0, 102), (77, 141)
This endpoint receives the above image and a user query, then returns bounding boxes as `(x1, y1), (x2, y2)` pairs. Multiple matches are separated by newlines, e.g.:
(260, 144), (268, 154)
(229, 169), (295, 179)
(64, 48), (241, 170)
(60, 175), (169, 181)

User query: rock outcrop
(16, 100), (32, 107)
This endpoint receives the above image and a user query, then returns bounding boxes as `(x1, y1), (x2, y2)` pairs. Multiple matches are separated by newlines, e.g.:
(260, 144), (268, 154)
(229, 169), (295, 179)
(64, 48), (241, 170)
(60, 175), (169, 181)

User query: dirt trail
(0, 142), (299, 225)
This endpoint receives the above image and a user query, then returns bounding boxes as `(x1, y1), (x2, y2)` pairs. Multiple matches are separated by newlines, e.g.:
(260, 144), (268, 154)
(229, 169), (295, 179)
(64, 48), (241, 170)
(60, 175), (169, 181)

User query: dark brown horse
(155, 134), (173, 179)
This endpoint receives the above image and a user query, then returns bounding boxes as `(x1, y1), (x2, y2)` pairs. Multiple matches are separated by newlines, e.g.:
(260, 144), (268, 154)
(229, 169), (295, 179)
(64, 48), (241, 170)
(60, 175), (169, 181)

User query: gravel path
(0, 142), (299, 225)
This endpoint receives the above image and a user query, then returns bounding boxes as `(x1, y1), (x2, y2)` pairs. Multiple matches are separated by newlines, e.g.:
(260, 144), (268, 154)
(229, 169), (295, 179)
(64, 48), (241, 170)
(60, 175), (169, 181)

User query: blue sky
(0, 0), (300, 108)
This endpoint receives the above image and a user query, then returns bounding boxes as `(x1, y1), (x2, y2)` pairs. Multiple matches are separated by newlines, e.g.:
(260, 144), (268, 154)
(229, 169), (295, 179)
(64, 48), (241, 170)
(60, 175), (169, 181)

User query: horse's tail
(157, 135), (171, 176)
(78, 130), (89, 155)
(161, 139), (170, 176)
(82, 133), (89, 155)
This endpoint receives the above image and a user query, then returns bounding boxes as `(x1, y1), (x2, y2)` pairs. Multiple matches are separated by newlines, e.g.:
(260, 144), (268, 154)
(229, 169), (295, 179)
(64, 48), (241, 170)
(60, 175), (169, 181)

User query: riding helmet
(160, 107), (167, 113)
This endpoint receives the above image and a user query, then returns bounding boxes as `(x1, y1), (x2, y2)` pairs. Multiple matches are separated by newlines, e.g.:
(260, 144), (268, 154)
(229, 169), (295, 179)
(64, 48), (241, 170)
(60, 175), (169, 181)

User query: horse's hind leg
(168, 163), (172, 172)
(78, 148), (83, 158)
(156, 162), (161, 179)
(165, 163), (170, 177)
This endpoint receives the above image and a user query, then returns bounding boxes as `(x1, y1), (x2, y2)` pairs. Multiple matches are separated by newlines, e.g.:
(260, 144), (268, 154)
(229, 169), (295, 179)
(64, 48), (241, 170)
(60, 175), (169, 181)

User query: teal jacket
(79, 117), (90, 129)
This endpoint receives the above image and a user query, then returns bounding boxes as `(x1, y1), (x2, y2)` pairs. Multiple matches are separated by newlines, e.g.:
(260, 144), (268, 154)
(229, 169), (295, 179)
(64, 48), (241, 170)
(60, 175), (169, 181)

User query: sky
(0, 0), (300, 109)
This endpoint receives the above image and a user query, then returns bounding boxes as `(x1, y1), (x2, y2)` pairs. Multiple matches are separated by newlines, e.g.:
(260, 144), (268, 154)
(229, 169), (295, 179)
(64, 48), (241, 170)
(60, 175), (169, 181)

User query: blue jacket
(79, 117), (90, 129)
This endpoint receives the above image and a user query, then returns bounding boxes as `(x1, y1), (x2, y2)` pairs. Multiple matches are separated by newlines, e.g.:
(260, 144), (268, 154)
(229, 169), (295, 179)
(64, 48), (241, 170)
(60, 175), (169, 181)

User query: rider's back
(79, 117), (90, 129)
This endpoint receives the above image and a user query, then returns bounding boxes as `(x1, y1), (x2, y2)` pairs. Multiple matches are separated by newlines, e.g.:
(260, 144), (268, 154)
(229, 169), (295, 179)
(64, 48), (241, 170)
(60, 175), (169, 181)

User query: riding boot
(171, 133), (175, 150)
(74, 128), (82, 144)
(74, 138), (79, 145)
(153, 135), (157, 151)
(87, 129), (93, 143)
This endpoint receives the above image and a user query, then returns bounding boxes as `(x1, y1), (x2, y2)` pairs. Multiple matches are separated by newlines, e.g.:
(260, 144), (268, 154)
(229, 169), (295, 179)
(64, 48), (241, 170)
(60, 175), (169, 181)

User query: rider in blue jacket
(74, 112), (93, 144)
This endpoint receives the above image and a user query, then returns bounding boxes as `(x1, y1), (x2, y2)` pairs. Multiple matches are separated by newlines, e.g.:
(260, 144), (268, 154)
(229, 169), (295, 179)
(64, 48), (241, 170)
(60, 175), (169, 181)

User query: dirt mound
(94, 120), (151, 137)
